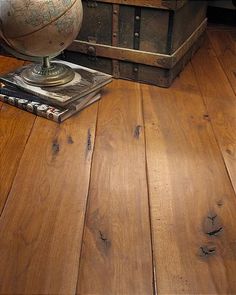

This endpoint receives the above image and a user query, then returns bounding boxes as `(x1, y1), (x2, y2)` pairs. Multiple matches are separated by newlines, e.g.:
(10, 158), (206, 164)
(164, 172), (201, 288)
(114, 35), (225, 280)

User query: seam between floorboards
(74, 101), (100, 295)
(207, 30), (236, 97)
(191, 58), (236, 197)
(140, 83), (158, 295)
(0, 115), (37, 219)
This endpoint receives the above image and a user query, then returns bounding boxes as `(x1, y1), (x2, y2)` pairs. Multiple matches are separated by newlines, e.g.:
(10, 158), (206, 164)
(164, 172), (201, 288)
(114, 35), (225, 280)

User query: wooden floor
(0, 27), (236, 294)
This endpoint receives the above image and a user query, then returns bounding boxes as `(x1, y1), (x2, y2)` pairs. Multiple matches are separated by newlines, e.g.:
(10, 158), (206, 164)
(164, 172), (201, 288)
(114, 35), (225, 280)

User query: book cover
(0, 87), (101, 123)
(0, 60), (112, 107)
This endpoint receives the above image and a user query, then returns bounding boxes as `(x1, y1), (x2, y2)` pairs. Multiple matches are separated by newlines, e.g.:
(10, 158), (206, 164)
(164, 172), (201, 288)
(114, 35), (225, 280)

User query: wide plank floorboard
(0, 105), (98, 294)
(142, 63), (236, 294)
(0, 105), (35, 213)
(1, 27), (236, 294)
(192, 36), (236, 192)
(207, 29), (236, 95)
(0, 56), (35, 214)
(0, 55), (25, 75)
(77, 80), (153, 295)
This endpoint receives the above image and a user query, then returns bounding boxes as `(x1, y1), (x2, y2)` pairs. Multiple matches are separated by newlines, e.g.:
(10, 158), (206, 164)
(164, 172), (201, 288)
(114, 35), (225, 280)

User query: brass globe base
(21, 57), (75, 87)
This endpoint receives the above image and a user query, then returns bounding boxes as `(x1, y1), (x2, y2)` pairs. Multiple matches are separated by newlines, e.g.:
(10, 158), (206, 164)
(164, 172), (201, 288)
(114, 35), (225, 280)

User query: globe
(0, 0), (83, 57)
(0, 0), (83, 86)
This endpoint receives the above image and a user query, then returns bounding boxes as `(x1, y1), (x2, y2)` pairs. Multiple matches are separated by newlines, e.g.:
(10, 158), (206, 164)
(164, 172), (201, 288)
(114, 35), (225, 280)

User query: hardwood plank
(77, 80), (153, 295)
(0, 105), (35, 213)
(0, 56), (35, 213)
(0, 55), (25, 108)
(0, 55), (25, 75)
(192, 36), (236, 191)
(208, 29), (236, 95)
(0, 104), (98, 294)
(142, 63), (236, 294)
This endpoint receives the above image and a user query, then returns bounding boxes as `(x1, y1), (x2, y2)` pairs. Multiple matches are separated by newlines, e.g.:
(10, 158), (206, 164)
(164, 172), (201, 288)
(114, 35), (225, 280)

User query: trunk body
(65, 0), (207, 87)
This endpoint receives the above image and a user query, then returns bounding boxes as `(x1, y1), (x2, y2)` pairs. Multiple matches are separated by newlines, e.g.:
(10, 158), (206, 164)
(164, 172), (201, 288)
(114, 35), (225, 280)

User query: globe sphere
(0, 0), (83, 57)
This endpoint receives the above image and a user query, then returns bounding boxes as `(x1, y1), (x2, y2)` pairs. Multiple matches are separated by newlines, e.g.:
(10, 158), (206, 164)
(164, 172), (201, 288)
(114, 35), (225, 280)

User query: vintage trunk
(65, 0), (207, 87)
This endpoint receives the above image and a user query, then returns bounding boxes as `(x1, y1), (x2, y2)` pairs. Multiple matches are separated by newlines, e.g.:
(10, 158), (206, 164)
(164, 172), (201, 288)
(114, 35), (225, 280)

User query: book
(0, 60), (112, 107)
(0, 85), (101, 123)
(0, 60), (112, 122)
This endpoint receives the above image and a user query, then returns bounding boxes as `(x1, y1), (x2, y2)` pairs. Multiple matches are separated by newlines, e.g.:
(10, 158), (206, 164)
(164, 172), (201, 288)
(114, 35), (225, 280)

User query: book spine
(0, 94), (67, 123)
(0, 87), (42, 102)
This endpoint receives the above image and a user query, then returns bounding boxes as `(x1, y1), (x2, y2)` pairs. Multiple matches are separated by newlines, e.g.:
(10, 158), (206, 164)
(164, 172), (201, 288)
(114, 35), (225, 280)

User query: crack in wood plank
(67, 135), (74, 144)
(134, 125), (142, 139)
(52, 138), (60, 155)
(199, 245), (216, 257)
(87, 129), (92, 151)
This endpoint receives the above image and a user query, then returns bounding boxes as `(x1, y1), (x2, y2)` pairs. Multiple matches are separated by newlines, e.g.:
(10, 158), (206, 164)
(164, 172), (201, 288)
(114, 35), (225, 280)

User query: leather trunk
(64, 0), (207, 87)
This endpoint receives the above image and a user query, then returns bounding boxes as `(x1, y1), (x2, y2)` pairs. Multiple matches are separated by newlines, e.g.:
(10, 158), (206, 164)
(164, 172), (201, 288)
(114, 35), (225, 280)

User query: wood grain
(77, 80), (153, 295)
(0, 55), (25, 75)
(192, 36), (236, 191)
(208, 29), (236, 95)
(0, 56), (35, 213)
(0, 104), (98, 294)
(142, 63), (236, 294)
(96, 0), (186, 9)
(0, 55), (25, 109)
(1, 29), (236, 294)
(0, 105), (35, 213)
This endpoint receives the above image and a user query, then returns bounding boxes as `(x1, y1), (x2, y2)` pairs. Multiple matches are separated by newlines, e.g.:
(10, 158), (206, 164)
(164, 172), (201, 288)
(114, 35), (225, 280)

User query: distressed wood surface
(0, 56), (25, 108)
(0, 27), (236, 294)
(0, 105), (98, 294)
(142, 63), (236, 294)
(0, 105), (35, 214)
(0, 56), (35, 214)
(192, 36), (236, 191)
(77, 80), (153, 295)
(207, 29), (236, 95)
(0, 55), (25, 75)
(94, 0), (187, 9)
(70, 19), (207, 69)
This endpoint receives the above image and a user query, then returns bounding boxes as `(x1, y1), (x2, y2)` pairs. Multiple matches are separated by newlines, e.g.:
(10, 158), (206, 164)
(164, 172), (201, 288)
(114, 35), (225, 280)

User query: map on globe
(0, 0), (83, 57)
(3, 0), (77, 35)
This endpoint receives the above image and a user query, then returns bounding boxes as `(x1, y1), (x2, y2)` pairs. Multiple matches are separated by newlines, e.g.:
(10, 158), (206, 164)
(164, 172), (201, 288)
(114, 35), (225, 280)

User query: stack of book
(0, 60), (112, 123)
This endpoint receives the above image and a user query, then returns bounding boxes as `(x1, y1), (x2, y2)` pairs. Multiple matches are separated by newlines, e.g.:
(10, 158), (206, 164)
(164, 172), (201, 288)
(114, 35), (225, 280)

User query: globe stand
(20, 56), (75, 87)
